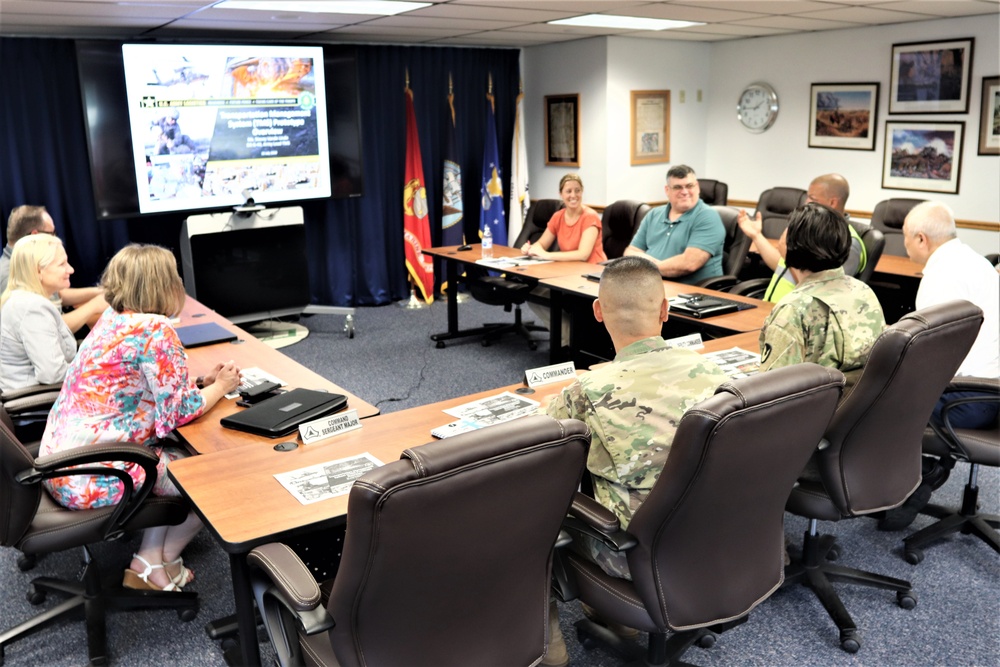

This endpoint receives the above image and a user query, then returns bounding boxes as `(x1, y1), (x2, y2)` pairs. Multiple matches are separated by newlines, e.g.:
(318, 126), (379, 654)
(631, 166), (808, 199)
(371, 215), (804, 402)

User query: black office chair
(756, 187), (807, 239)
(248, 415), (589, 667)
(849, 220), (885, 284)
(0, 407), (198, 666)
(601, 200), (650, 259)
(1, 382), (61, 448)
(903, 377), (1000, 563)
(698, 179), (728, 206)
(555, 364), (845, 666)
(783, 300), (983, 653)
(870, 198), (925, 257)
(696, 205), (751, 291)
(512, 198), (563, 250)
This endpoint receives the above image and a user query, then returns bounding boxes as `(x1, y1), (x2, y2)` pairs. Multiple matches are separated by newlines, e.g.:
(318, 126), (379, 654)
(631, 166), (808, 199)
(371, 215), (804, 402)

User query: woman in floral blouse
(39, 244), (241, 591)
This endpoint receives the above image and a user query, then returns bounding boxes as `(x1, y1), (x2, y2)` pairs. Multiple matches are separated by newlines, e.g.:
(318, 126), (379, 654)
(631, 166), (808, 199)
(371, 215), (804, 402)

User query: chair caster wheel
(528, 342), (538, 351)
(575, 628), (597, 650)
(839, 630), (861, 653)
(435, 341), (446, 349)
(897, 591), (917, 610)
(26, 584), (46, 605)
(826, 545), (841, 561)
(904, 548), (924, 565)
(89, 656), (108, 666)
(696, 631), (717, 649)
(17, 554), (36, 571)
(178, 607), (198, 622)
(481, 339), (491, 347)
(221, 638), (238, 653)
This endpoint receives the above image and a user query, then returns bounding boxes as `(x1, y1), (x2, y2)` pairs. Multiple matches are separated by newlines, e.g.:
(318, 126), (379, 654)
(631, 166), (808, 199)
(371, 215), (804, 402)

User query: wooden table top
(174, 298), (379, 455)
(423, 244), (597, 281)
(750, 238), (923, 279)
(541, 270), (774, 334)
(699, 331), (761, 354)
(169, 378), (575, 552)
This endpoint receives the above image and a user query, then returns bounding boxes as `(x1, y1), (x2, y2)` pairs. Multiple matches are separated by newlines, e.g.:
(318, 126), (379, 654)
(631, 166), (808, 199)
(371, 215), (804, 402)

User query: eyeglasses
(668, 183), (698, 192)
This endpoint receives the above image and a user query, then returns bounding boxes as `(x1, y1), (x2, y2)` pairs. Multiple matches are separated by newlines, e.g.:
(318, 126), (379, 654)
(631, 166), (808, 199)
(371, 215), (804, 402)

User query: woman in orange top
(521, 174), (607, 263)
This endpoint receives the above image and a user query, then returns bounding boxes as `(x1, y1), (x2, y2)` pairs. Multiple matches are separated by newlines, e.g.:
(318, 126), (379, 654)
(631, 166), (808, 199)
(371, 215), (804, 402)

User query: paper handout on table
(432, 391), (541, 438)
(275, 453), (383, 505)
(701, 347), (760, 380)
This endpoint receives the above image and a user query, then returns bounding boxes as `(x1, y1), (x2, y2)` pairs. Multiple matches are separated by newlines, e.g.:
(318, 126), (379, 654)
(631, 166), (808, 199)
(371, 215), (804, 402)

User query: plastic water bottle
(481, 225), (494, 259)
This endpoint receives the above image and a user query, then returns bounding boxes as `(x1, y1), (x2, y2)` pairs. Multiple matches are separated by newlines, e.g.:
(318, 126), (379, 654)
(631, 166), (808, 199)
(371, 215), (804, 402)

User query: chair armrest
(943, 376), (1000, 396)
(19, 443), (161, 540)
(565, 492), (638, 552)
(248, 543), (334, 638)
(1, 382), (63, 402)
(695, 275), (739, 292)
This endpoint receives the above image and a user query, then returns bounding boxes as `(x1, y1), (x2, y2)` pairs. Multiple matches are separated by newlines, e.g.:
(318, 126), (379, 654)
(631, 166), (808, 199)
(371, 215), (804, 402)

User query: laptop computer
(221, 388), (348, 438)
(669, 294), (741, 319)
(176, 322), (238, 348)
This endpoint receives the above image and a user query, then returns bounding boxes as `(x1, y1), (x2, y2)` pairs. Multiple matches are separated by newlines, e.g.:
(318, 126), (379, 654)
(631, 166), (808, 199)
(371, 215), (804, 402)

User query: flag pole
(401, 66), (430, 309)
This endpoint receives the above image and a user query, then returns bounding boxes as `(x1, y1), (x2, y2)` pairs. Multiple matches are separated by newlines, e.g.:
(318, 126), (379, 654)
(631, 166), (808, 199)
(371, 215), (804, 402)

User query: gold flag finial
(448, 73), (453, 96)
(405, 68), (410, 91)
(488, 72), (493, 96)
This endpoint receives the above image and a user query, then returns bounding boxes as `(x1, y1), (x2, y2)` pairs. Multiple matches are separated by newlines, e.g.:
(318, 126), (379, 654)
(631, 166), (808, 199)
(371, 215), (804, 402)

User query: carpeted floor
(1, 299), (997, 666)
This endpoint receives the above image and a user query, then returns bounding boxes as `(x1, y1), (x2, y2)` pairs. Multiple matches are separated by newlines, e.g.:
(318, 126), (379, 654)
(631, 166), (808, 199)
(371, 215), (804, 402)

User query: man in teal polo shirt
(623, 165), (724, 285)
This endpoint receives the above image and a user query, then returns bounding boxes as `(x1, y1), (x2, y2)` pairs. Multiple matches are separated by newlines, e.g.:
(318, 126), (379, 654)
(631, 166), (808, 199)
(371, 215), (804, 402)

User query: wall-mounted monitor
(76, 41), (364, 219)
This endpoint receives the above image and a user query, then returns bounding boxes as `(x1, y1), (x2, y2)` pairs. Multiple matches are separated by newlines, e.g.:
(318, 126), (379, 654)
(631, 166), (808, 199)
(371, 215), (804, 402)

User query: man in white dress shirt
(880, 200), (999, 530)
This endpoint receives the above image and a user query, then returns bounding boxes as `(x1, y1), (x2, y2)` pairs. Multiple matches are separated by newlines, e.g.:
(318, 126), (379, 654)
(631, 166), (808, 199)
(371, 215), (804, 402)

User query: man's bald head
(596, 257), (668, 343)
(807, 174), (850, 214)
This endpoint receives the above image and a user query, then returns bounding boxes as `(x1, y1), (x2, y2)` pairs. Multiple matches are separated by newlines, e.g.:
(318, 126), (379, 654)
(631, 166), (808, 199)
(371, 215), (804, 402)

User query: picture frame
(630, 90), (670, 165)
(882, 121), (964, 194)
(544, 93), (579, 167)
(978, 76), (1000, 156)
(808, 83), (879, 151)
(889, 38), (974, 114)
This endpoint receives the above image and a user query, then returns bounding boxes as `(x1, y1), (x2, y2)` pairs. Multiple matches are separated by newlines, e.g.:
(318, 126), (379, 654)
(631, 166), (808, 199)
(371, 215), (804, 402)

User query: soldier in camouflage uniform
(758, 203), (885, 391)
(545, 256), (727, 580)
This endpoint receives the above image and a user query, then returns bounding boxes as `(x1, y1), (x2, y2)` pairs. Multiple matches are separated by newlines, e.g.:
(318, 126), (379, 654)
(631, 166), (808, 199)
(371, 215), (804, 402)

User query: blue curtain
(0, 37), (519, 306)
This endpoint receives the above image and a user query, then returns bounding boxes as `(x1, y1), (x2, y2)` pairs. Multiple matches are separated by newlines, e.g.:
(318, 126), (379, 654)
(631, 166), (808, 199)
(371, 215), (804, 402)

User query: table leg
(549, 289), (564, 365)
(218, 552), (261, 667)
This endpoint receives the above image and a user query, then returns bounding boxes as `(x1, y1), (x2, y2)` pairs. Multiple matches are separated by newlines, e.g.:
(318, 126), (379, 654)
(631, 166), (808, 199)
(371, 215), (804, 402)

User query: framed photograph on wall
(630, 90), (670, 165)
(882, 121), (964, 194)
(545, 93), (579, 167)
(890, 38), (974, 113)
(978, 76), (1000, 155)
(808, 83), (879, 150)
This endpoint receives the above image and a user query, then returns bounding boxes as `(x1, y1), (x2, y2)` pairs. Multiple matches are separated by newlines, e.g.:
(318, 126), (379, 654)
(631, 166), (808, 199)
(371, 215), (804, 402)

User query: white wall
(521, 15), (998, 253)
(705, 15), (999, 229)
(523, 37), (609, 204)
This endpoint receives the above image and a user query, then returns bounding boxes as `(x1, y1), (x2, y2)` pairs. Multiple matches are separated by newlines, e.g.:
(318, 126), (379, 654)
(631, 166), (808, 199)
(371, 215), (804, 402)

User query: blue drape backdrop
(0, 37), (520, 306)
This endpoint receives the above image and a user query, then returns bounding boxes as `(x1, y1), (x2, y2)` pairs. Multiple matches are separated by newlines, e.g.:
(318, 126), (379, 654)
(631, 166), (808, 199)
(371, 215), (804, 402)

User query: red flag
(403, 86), (434, 303)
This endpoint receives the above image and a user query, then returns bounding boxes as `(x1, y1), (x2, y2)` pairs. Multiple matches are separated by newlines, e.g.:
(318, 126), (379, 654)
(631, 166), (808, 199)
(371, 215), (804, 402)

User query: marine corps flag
(403, 84), (434, 303)
(480, 76), (507, 246)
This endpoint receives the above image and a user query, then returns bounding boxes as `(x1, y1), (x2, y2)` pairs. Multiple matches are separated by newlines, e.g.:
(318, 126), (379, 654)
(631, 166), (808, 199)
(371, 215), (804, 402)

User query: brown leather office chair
(248, 415), (589, 667)
(556, 364), (845, 666)
(903, 377), (1000, 563)
(696, 205), (751, 291)
(784, 300), (983, 653)
(0, 407), (198, 666)
(601, 199), (650, 259)
(870, 198), (925, 256)
(512, 198), (563, 249)
(756, 187), (807, 239)
(697, 178), (728, 206)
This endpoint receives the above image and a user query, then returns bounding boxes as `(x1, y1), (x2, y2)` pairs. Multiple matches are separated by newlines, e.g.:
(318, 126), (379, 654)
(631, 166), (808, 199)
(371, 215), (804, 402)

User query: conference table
(175, 297), (379, 455)
(542, 267), (773, 364)
(168, 375), (579, 666)
(422, 243), (596, 349)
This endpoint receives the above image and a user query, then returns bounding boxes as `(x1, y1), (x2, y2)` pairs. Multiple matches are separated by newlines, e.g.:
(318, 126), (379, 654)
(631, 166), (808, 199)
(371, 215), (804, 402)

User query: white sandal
(122, 554), (180, 592)
(164, 556), (194, 588)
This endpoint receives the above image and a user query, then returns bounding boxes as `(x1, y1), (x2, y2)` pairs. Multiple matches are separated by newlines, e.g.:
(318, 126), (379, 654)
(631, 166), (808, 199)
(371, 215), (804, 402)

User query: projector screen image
(122, 44), (332, 215)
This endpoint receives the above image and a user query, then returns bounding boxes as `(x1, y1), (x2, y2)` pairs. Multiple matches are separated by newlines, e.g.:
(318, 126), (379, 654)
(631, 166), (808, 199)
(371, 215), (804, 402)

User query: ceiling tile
(728, 15), (862, 30)
(797, 6), (937, 24)
(363, 15), (528, 30)
(403, 3), (570, 22)
(671, 1), (833, 14)
(623, 4), (767, 22)
(869, 1), (1000, 17)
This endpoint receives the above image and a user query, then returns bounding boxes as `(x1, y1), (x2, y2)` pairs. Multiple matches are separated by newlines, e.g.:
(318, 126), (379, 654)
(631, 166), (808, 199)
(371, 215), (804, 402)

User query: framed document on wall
(545, 94), (580, 167)
(630, 90), (670, 165)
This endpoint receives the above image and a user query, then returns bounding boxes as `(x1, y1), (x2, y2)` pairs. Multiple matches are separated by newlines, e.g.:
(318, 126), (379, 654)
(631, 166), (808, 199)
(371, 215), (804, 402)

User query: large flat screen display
(121, 44), (332, 215)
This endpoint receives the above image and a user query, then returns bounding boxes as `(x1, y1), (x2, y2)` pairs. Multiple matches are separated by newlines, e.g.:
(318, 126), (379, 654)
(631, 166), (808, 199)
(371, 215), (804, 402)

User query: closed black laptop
(221, 389), (348, 438)
(669, 294), (740, 319)
(175, 322), (238, 348)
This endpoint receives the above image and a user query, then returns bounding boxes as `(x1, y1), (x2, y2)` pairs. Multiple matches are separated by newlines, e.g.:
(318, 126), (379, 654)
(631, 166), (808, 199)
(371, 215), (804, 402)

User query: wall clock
(737, 82), (779, 133)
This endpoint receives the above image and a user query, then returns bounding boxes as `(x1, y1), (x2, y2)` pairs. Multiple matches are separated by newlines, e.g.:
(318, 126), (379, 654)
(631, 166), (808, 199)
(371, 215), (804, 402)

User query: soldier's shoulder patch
(761, 343), (772, 363)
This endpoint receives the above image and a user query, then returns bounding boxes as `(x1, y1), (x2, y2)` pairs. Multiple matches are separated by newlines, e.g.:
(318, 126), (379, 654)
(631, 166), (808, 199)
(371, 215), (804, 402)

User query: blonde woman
(0, 235), (77, 391)
(39, 244), (241, 591)
(521, 174), (607, 264)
